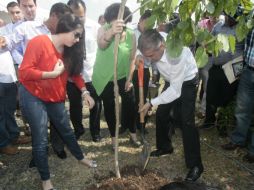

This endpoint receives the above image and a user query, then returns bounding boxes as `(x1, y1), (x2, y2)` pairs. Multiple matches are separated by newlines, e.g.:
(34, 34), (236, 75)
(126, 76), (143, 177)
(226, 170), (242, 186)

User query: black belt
(247, 65), (254, 71)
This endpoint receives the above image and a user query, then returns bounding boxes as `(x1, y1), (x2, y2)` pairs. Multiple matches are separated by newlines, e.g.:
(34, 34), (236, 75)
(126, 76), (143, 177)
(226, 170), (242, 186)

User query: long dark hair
(56, 14), (85, 76)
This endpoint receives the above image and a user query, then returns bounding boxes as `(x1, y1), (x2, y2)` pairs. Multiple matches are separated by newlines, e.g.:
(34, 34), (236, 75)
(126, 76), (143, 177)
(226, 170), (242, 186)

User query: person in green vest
(92, 3), (141, 149)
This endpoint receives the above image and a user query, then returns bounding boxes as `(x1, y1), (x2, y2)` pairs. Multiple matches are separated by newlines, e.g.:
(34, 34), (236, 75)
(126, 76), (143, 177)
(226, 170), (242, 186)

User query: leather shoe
(150, 149), (173, 157)
(221, 142), (245, 151)
(185, 165), (204, 181)
(54, 150), (67, 159)
(0, 145), (19, 155)
(12, 136), (31, 145)
(75, 130), (85, 140)
(243, 153), (254, 163)
(92, 135), (102, 142)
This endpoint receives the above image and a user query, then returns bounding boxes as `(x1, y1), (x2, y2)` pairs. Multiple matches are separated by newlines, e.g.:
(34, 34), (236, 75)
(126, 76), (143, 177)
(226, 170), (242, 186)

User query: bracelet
(82, 90), (90, 96)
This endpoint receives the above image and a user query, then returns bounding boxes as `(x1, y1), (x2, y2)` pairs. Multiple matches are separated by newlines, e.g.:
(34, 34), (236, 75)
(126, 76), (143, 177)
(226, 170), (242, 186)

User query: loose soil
(0, 100), (254, 190)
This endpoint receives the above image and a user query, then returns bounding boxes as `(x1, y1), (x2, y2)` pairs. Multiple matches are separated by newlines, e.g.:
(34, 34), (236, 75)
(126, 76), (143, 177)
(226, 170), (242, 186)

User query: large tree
(138, 0), (254, 66)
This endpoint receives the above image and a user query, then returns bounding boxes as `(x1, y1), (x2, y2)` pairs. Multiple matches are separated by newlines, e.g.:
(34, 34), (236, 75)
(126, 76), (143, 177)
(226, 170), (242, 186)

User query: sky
(0, 0), (140, 24)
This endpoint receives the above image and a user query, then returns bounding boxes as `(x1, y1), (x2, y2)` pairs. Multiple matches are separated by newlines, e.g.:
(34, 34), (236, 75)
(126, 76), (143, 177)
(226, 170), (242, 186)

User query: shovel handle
(138, 58), (145, 123)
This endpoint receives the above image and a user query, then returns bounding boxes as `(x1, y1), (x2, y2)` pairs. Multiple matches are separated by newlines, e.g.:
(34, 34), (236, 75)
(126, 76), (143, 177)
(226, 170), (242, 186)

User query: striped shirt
(244, 29), (254, 68)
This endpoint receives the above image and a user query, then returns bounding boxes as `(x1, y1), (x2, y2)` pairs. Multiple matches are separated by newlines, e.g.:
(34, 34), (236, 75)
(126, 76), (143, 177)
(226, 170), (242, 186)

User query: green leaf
(217, 34), (229, 52)
(144, 15), (156, 30)
(195, 47), (209, 68)
(236, 16), (250, 41)
(166, 35), (183, 58)
(228, 35), (236, 53)
(206, 2), (215, 14)
(177, 21), (190, 30)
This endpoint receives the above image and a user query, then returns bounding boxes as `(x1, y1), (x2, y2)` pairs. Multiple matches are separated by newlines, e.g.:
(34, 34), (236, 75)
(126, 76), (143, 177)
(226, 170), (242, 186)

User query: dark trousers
(0, 82), (19, 148)
(67, 81), (101, 138)
(205, 65), (238, 124)
(133, 68), (150, 129)
(100, 77), (136, 137)
(156, 76), (202, 168)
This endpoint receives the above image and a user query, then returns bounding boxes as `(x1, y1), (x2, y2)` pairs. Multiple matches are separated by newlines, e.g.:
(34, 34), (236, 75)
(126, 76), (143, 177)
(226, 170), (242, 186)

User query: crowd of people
(0, 0), (253, 190)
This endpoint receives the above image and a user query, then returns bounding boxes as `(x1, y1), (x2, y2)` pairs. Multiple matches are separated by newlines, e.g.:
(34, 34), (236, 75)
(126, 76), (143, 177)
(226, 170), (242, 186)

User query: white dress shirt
(82, 18), (100, 83)
(0, 51), (17, 83)
(151, 47), (198, 106)
(4, 20), (50, 64)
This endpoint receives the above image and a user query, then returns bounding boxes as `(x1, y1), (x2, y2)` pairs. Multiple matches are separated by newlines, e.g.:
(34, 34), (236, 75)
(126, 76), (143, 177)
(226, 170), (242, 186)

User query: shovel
(138, 57), (151, 172)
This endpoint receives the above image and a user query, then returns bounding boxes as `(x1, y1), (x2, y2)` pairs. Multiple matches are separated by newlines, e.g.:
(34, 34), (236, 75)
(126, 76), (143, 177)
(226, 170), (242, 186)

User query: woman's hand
(110, 19), (125, 35)
(82, 93), (95, 109)
(125, 79), (133, 92)
(53, 59), (65, 77)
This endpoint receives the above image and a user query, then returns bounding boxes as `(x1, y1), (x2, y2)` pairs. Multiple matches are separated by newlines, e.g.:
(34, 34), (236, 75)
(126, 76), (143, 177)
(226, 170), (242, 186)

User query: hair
(17, 0), (36, 5)
(67, 0), (86, 10)
(7, 1), (19, 9)
(138, 29), (164, 53)
(49, 3), (72, 19)
(56, 14), (85, 76)
(104, 3), (132, 24)
(140, 10), (152, 21)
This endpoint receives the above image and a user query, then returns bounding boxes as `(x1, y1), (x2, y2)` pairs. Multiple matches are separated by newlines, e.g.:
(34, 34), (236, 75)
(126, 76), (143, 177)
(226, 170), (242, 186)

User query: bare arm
(97, 20), (125, 49)
(125, 34), (137, 91)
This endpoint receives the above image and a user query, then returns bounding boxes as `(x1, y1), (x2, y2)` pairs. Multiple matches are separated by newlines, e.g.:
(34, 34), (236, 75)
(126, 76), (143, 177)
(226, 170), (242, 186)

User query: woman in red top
(19, 14), (96, 190)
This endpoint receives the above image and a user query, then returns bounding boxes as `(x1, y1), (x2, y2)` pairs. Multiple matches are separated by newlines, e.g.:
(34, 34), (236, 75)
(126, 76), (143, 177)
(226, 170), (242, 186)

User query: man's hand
(124, 79), (133, 92)
(0, 36), (7, 48)
(83, 94), (95, 109)
(139, 102), (152, 116)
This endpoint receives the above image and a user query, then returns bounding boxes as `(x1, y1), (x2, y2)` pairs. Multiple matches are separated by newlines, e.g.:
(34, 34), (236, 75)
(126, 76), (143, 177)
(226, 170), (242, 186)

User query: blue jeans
(19, 85), (84, 180)
(231, 67), (254, 154)
(0, 82), (19, 148)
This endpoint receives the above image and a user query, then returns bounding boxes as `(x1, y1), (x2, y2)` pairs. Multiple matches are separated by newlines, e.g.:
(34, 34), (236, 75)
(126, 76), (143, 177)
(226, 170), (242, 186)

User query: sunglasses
(73, 32), (82, 39)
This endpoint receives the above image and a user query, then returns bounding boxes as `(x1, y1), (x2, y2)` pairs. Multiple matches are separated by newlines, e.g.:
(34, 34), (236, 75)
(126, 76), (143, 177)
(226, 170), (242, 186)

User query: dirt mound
(87, 165), (169, 190)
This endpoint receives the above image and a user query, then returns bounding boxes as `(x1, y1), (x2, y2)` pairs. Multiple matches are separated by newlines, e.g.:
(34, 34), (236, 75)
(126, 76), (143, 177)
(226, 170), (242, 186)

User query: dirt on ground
(0, 100), (254, 190)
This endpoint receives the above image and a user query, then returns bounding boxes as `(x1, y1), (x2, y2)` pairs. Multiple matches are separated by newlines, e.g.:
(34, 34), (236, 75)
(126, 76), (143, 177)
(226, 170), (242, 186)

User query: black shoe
(150, 149), (173, 157)
(243, 153), (254, 163)
(185, 165), (203, 182)
(92, 135), (102, 142)
(199, 122), (215, 130)
(29, 158), (36, 168)
(54, 150), (67, 159)
(221, 142), (245, 151)
(75, 130), (85, 140)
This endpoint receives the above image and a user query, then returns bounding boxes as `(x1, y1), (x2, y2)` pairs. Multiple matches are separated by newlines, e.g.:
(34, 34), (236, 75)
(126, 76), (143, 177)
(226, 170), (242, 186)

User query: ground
(0, 100), (254, 190)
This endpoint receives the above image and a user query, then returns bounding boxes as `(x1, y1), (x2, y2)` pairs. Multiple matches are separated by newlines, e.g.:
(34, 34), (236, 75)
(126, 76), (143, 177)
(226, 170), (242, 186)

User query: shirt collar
(159, 49), (168, 63)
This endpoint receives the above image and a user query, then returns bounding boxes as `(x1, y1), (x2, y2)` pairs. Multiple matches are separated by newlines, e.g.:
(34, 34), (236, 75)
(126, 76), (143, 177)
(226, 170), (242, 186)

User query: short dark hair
(56, 14), (85, 76)
(140, 10), (152, 21)
(17, 0), (36, 5)
(104, 3), (132, 24)
(67, 0), (86, 10)
(7, 1), (19, 9)
(138, 29), (164, 53)
(49, 3), (72, 19)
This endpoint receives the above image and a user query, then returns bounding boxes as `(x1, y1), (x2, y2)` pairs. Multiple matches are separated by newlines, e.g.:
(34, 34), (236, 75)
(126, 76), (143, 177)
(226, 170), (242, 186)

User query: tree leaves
(195, 47), (209, 68)
(138, 0), (254, 62)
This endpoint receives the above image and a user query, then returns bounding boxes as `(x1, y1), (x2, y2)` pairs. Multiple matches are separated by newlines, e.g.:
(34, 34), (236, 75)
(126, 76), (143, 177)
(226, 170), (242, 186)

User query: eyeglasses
(73, 32), (82, 39)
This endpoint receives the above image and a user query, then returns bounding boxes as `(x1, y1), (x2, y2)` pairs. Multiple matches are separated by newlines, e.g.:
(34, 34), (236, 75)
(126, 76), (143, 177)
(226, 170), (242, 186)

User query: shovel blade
(140, 141), (151, 172)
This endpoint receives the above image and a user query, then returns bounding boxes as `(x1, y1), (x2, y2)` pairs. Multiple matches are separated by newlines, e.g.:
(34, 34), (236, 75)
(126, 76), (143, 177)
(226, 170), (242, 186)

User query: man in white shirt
(138, 29), (203, 182)
(67, 0), (102, 142)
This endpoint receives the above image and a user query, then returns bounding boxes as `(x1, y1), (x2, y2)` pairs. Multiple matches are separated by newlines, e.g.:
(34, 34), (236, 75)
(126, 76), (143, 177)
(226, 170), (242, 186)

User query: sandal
(80, 158), (97, 168)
